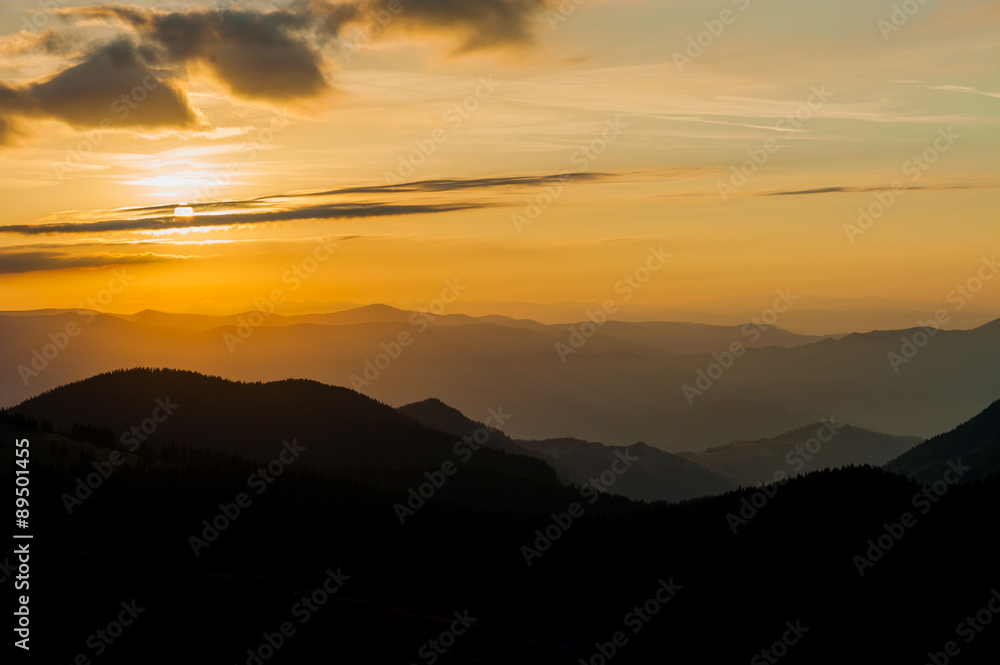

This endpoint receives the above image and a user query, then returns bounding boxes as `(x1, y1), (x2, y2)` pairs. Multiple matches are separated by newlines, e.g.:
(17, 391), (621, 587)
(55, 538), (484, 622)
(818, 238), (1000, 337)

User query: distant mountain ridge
(885, 398), (1000, 483)
(4, 309), (1000, 450)
(399, 397), (736, 502)
(680, 422), (922, 487)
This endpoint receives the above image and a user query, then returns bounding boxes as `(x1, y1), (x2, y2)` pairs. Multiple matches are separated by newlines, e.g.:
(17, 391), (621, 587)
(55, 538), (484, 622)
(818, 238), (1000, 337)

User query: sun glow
(174, 206), (195, 217)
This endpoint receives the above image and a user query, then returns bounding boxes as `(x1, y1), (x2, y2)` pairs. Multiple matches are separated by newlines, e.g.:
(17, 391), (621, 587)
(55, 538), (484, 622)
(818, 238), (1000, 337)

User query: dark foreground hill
(13, 368), (528, 473)
(11, 368), (574, 513)
(5, 413), (1000, 664)
(7, 371), (1000, 663)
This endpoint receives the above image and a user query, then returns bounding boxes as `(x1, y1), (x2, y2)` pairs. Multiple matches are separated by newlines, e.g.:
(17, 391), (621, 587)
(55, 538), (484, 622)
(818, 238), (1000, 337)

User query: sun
(174, 206), (194, 217)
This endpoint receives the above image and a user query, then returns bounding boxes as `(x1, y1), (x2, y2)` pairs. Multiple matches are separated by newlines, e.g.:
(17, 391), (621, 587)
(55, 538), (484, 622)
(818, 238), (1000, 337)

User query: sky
(0, 0), (998, 315)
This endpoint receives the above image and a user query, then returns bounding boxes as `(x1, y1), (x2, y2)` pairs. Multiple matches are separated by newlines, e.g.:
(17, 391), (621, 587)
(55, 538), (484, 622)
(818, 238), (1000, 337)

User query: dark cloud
(272, 172), (610, 198)
(0, 85), (34, 145)
(0, 116), (14, 145)
(0, 40), (201, 143)
(26, 39), (202, 129)
(340, 0), (552, 52)
(64, 1), (554, 96)
(72, 172), (616, 219)
(307, 0), (360, 34)
(0, 202), (489, 236)
(68, 6), (330, 100)
(0, 170), (626, 236)
(2, 1), (557, 142)
(0, 249), (195, 274)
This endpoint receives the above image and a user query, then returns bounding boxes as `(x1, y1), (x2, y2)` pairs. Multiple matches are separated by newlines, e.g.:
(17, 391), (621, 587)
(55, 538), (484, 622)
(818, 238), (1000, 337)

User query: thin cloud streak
(0, 249), (204, 274)
(753, 183), (996, 197)
(0, 202), (490, 236)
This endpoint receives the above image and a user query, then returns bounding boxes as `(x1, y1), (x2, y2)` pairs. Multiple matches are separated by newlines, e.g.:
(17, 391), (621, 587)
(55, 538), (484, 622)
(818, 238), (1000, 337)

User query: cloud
(29, 39), (203, 129)
(754, 183), (992, 197)
(0, 249), (200, 274)
(68, 6), (331, 100)
(1, 171), (625, 236)
(0, 116), (14, 145)
(272, 172), (611, 198)
(2, 1), (559, 145)
(927, 84), (1000, 100)
(0, 39), (202, 144)
(0, 82), (36, 145)
(0, 84), (31, 145)
(74, 172), (619, 218)
(63, 1), (557, 97)
(338, 0), (553, 53)
(0, 29), (73, 57)
(0, 202), (489, 236)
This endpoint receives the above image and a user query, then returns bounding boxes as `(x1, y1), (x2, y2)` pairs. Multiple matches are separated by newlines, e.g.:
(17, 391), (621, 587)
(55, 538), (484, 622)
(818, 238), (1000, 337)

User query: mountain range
(18, 368), (992, 504)
(4, 307), (1000, 454)
(5, 366), (1000, 664)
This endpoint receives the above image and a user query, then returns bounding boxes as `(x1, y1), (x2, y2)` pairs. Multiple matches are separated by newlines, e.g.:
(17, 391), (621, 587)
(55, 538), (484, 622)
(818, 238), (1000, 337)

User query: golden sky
(1, 0), (998, 314)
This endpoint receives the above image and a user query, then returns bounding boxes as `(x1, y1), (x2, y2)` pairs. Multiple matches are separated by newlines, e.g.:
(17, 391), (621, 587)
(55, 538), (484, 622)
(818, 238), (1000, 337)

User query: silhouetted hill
(399, 398), (735, 502)
(398, 397), (522, 453)
(12, 368), (561, 504)
(885, 398), (1000, 483)
(516, 437), (735, 502)
(10, 404), (1000, 663)
(681, 422), (922, 486)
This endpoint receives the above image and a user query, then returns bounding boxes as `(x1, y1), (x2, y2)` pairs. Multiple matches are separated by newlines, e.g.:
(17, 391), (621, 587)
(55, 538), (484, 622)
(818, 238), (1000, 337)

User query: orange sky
(1, 0), (998, 315)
